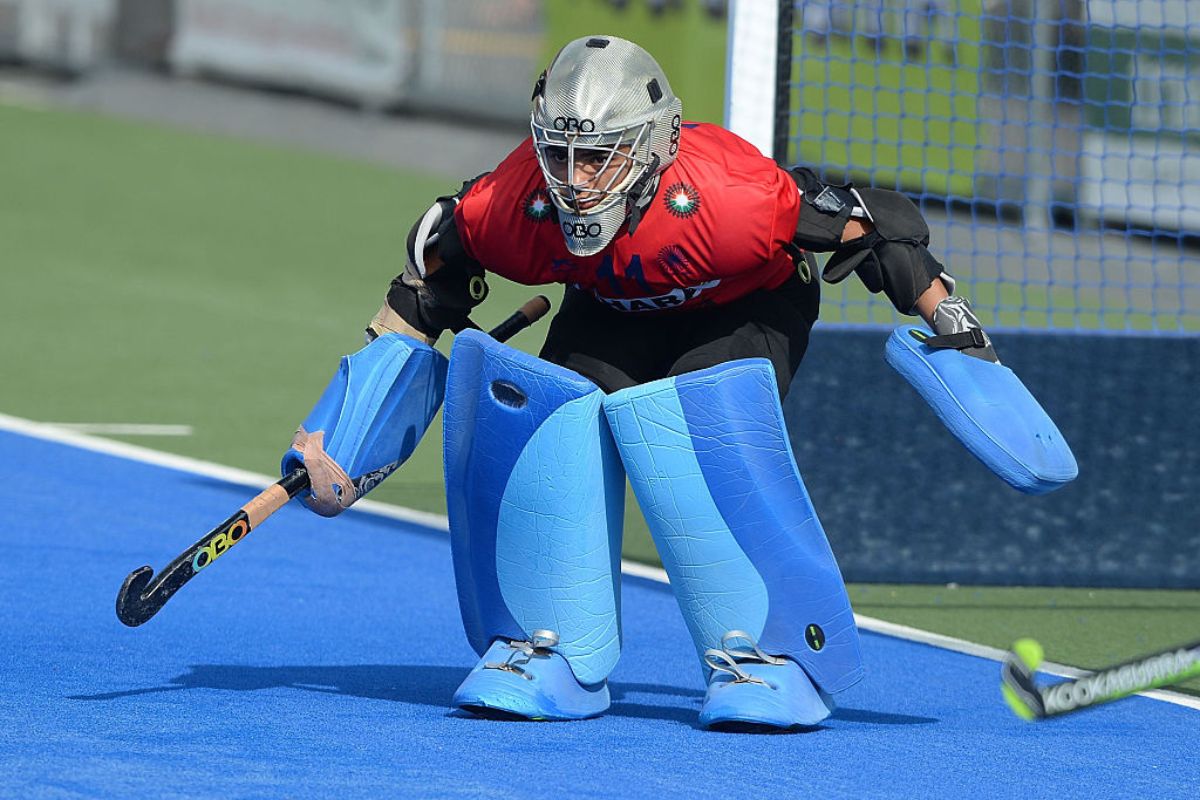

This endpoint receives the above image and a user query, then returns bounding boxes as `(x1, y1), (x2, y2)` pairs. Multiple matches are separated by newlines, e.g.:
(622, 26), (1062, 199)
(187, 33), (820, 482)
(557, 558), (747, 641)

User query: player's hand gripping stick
(115, 296), (551, 627)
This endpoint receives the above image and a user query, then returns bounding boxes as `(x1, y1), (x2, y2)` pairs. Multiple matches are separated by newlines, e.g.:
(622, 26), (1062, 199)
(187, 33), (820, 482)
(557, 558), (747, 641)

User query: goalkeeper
(292, 35), (1073, 731)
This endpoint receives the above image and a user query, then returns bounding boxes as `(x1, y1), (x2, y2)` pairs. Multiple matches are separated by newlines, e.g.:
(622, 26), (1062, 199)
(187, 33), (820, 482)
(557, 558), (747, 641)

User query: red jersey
(453, 123), (803, 312)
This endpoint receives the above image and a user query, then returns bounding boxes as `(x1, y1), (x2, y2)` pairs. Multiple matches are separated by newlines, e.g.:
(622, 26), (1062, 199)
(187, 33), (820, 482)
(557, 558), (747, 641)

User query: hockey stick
(1001, 637), (1200, 720)
(115, 296), (551, 627)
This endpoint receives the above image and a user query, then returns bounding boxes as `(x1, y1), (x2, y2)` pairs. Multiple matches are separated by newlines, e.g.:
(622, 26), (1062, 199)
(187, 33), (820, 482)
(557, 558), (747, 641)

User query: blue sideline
(0, 430), (1194, 799)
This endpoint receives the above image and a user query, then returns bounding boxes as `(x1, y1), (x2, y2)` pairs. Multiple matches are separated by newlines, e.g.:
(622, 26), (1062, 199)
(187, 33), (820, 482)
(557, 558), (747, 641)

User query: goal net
(727, 0), (1200, 333)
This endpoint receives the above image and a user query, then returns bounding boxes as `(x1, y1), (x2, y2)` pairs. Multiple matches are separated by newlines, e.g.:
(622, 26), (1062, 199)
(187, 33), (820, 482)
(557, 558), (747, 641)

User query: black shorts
(538, 273), (820, 398)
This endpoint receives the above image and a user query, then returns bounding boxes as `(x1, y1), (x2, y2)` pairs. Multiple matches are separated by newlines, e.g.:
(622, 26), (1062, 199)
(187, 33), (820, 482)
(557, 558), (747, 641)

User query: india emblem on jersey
(663, 182), (701, 218)
(523, 188), (553, 222)
(657, 244), (692, 278)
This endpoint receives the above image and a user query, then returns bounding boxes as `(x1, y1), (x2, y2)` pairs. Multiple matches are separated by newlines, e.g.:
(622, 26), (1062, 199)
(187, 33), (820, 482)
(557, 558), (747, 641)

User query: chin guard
(886, 325), (1078, 495)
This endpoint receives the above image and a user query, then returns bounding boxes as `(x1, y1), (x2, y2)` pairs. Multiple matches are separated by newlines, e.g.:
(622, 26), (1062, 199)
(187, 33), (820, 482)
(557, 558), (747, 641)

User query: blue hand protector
(886, 325), (1078, 494)
(282, 333), (448, 517)
(443, 329), (625, 701)
(603, 359), (863, 702)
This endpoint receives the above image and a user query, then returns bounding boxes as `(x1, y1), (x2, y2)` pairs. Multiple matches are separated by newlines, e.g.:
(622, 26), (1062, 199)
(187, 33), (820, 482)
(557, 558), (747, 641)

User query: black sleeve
(386, 176), (490, 337)
(788, 167), (857, 252)
(820, 187), (944, 314)
(786, 164), (945, 314)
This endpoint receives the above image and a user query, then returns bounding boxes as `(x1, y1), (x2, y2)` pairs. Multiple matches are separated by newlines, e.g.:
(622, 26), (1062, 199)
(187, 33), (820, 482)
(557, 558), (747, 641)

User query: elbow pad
(406, 174), (487, 278)
(383, 176), (491, 339)
(788, 167), (860, 252)
(405, 212), (489, 316)
(820, 187), (945, 314)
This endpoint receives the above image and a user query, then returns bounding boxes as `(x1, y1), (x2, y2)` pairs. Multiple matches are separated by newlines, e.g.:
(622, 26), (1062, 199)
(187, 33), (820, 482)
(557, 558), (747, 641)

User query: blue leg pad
(452, 639), (611, 721)
(444, 329), (625, 695)
(603, 359), (863, 700)
(886, 325), (1078, 494)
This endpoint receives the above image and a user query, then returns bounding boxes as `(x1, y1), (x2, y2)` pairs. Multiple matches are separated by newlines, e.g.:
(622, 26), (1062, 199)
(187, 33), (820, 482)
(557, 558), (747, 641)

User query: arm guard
(367, 176), (490, 343)
(788, 167), (945, 313)
(282, 333), (449, 517)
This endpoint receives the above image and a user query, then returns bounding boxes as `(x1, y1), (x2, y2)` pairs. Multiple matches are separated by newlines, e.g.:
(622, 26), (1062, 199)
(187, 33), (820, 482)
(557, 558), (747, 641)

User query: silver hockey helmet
(531, 36), (683, 256)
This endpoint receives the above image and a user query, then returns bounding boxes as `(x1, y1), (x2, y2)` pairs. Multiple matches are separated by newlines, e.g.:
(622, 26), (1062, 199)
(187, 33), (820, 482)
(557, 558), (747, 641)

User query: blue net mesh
(785, 0), (1200, 333)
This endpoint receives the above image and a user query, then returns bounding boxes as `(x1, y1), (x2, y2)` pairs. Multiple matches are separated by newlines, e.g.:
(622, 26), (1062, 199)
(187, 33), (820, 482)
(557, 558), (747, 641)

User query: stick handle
(487, 295), (551, 342)
(453, 294), (552, 341)
(246, 468), (309, 523)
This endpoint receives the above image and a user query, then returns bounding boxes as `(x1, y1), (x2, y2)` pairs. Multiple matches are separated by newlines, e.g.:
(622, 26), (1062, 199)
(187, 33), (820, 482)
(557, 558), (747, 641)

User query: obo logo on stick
(192, 516), (250, 571)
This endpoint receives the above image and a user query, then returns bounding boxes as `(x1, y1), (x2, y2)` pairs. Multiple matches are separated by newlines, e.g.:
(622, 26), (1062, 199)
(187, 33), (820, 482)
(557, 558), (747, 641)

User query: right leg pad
(603, 359), (862, 699)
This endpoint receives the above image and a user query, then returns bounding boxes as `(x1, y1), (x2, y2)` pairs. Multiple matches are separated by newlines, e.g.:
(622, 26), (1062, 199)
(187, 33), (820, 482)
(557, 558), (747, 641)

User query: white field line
(45, 423), (194, 436)
(853, 614), (1200, 711)
(3, 410), (1197, 713)
(0, 412), (449, 530)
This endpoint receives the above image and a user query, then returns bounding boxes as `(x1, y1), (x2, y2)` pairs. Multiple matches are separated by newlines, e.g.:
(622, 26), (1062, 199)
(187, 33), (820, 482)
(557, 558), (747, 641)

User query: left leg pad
(443, 329), (625, 693)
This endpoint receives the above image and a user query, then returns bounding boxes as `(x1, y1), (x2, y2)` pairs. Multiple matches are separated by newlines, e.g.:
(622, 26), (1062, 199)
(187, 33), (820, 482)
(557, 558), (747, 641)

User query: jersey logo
(657, 244), (692, 278)
(523, 188), (553, 222)
(663, 182), (700, 218)
(592, 280), (720, 312)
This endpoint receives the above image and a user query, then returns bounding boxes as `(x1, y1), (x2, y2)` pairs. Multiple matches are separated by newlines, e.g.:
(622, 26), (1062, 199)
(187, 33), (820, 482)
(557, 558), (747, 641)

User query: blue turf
(0, 430), (1195, 798)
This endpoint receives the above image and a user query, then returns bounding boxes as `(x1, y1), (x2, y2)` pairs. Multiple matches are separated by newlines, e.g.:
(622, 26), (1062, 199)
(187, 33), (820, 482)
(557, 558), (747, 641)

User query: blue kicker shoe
(699, 631), (835, 732)
(452, 631), (610, 721)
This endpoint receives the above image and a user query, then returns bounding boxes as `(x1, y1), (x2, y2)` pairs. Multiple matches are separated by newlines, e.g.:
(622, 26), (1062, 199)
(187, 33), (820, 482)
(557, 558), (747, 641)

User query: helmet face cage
(531, 118), (653, 217)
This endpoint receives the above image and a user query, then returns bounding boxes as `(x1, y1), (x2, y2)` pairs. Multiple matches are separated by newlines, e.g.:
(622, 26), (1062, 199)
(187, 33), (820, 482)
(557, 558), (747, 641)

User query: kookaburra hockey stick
(1001, 637), (1200, 720)
(116, 296), (551, 627)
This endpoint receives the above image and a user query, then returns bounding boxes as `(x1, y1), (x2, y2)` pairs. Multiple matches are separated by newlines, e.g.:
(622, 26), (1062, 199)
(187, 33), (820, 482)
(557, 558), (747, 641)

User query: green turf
(3, 103), (1197, 700)
(545, 0), (728, 126)
(0, 101), (655, 559)
(2, 102), (455, 512)
(793, 7), (984, 200)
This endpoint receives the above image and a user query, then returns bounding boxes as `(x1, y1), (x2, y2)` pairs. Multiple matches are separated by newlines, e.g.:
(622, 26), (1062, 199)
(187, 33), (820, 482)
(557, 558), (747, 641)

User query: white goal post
(724, 0), (792, 162)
